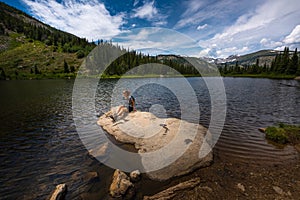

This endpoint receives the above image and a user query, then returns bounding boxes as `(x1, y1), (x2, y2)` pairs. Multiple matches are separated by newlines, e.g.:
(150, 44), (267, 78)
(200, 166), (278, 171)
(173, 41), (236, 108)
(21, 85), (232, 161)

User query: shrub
(76, 50), (85, 59)
(265, 126), (289, 144)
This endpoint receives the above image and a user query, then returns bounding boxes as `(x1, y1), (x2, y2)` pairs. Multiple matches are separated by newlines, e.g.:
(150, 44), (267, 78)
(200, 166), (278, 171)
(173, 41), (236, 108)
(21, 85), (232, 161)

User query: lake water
(0, 77), (300, 199)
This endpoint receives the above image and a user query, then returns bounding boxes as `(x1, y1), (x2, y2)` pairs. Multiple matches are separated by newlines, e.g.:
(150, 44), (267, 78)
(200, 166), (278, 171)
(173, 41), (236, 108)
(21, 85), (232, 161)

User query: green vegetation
(0, 2), (95, 80)
(219, 47), (300, 79)
(0, 35), (84, 79)
(265, 123), (300, 144)
(102, 47), (200, 77)
(1, 2), (299, 80)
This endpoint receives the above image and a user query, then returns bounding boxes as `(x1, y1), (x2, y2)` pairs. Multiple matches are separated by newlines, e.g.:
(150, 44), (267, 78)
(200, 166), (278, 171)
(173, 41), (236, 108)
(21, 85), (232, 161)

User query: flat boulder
(98, 110), (213, 181)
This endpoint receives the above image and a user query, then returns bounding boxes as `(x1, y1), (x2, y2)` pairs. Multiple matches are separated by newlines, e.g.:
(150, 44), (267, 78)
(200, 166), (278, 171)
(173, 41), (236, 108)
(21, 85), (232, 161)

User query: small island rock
(98, 110), (213, 181)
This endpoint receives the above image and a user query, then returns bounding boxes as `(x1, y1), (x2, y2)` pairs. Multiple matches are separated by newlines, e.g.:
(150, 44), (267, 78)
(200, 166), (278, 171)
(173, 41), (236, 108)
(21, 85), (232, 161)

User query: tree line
(219, 47), (300, 76)
(87, 40), (199, 77)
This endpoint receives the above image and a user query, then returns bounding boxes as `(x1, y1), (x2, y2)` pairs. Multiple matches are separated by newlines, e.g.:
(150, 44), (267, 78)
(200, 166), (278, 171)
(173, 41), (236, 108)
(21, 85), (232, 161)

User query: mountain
(201, 49), (294, 67)
(0, 2), (95, 80)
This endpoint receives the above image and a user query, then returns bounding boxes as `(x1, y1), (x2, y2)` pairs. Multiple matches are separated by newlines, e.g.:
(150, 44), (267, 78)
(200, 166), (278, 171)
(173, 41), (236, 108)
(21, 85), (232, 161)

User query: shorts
(128, 106), (133, 112)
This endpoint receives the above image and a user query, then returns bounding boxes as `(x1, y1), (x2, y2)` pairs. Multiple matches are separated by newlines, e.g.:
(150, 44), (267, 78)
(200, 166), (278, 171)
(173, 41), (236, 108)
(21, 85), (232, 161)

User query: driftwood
(143, 178), (201, 200)
(49, 184), (67, 200)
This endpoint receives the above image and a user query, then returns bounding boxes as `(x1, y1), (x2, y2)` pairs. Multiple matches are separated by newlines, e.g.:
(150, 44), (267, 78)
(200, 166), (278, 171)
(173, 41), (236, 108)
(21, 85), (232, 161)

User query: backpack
(129, 96), (135, 107)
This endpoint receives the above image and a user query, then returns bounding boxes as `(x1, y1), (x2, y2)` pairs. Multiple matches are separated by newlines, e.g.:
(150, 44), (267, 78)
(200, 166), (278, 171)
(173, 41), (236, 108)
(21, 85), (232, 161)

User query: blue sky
(1, 0), (300, 58)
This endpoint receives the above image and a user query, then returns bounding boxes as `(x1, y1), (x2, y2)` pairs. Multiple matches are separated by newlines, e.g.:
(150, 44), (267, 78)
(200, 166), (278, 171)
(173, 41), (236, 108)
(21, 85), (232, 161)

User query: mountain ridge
(0, 2), (298, 80)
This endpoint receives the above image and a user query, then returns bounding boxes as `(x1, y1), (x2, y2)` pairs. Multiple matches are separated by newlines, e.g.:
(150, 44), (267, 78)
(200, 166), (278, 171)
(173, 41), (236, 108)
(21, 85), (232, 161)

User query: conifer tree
(64, 60), (70, 73)
(286, 48), (298, 74)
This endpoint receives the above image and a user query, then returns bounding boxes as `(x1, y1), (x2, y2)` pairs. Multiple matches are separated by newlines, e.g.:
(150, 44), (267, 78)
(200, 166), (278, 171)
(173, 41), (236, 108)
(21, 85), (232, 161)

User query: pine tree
(286, 48), (298, 74)
(70, 66), (75, 73)
(281, 47), (290, 73)
(64, 60), (70, 73)
(0, 68), (6, 80)
(34, 64), (40, 74)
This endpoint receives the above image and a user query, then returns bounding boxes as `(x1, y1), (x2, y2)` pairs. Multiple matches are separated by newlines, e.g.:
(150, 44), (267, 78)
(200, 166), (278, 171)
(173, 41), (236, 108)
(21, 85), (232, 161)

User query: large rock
(98, 110), (213, 181)
(143, 178), (201, 200)
(109, 169), (133, 198)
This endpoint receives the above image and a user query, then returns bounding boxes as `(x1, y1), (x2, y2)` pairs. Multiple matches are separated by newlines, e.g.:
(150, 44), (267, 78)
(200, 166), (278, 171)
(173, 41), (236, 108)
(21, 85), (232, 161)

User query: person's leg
(118, 107), (128, 118)
(117, 105), (125, 116)
(109, 106), (124, 122)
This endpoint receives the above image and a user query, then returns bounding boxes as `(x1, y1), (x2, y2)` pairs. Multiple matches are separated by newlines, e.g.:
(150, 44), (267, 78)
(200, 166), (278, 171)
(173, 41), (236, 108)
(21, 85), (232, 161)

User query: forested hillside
(0, 2), (95, 79)
(218, 47), (300, 78)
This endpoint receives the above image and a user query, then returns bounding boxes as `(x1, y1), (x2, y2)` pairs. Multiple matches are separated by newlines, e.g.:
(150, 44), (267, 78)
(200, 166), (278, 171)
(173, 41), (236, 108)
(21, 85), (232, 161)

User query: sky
(1, 0), (300, 58)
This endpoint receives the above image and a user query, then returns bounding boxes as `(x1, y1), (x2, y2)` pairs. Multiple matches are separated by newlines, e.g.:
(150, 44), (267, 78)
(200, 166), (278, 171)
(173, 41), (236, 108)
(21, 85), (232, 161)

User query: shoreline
(2, 73), (299, 80)
(96, 111), (300, 199)
(157, 152), (300, 200)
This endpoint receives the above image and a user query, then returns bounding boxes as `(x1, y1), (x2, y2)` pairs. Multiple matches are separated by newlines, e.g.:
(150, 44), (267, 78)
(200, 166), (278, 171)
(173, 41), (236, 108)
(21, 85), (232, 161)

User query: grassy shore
(265, 123), (300, 144)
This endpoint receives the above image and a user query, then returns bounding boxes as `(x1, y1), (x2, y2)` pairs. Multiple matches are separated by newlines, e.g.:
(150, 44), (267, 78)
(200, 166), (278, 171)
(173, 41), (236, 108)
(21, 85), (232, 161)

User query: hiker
(110, 90), (135, 121)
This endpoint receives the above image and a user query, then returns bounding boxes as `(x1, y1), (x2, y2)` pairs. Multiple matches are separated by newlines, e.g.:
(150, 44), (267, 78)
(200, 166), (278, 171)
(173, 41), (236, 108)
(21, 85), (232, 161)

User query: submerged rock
(98, 110), (213, 181)
(109, 169), (133, 198)
(237, 183), (245, 192)
(83, 171), (99, 183)
(88, 142), (109, 158)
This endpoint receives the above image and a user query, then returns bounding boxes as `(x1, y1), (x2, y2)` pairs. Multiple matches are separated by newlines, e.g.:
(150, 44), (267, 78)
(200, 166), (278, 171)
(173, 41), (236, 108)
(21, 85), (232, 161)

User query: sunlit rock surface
(97, 109), (213, 181)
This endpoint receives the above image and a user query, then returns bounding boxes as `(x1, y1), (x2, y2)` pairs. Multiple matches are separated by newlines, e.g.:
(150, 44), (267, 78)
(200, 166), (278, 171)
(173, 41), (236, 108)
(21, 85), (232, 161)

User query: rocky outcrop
(97, 110), (213, 181)
(143, 178), (201, 200)
(49, 184), (67, 200)
(109, 169), (133, 198)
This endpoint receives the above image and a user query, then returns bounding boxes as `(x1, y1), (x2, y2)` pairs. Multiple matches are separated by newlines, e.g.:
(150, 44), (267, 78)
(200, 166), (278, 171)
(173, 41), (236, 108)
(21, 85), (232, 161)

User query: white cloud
(197, 24), (208, 30)
(133, 0), (140, 7)
(114, 28), (201, 57)
(199, 48), (211, 57)
(260, 38), (269, 45)
(261, 25), (300, 51)
(132, 1), (167, 26)
(197, 0), (300, 58)
(260, 38), (283, 48)
(283, 25), (300, 44)
(132, 1), (158, 20)
(174, 0), (250, 30)
(22, 0), (125, 41)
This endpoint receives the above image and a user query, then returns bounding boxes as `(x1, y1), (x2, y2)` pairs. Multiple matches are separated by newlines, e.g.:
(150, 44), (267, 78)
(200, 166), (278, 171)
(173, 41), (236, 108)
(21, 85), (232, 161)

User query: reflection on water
(0, 78), (300, 199)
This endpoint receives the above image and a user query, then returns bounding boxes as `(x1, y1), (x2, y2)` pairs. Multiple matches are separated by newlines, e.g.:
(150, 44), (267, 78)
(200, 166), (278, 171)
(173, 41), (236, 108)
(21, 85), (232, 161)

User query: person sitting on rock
(110, 90), (135, 122)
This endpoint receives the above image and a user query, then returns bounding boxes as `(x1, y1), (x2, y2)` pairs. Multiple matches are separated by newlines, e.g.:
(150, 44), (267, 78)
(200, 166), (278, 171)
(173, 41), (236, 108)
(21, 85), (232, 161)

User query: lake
(0, 77), (300, 199)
